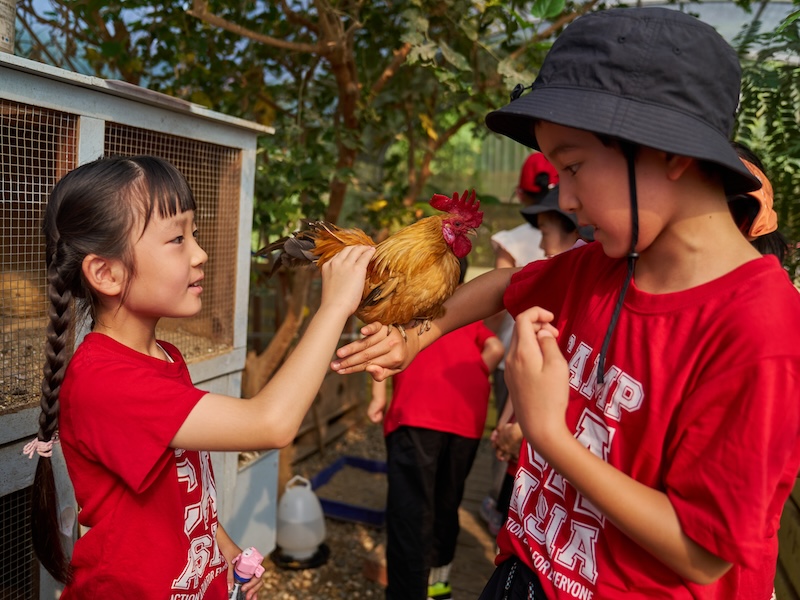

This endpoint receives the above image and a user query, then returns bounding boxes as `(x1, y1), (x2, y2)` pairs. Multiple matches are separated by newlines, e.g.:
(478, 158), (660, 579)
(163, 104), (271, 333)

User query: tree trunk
(241, 268), (315, 398)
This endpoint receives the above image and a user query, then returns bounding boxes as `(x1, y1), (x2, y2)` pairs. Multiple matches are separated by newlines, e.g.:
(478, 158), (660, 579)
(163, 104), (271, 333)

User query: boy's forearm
(528, 429), (731, 584)
(444, 268), (516, 330)
(332, 268), (518, 378)
(417, 267), (517, 352)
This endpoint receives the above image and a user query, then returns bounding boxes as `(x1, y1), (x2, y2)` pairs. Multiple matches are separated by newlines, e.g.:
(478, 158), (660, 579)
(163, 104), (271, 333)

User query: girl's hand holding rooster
(319, 245), (376, 319)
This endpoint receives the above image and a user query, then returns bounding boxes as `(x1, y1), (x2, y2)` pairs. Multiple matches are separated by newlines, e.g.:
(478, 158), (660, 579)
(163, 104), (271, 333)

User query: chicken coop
(0, 52), (272, 599)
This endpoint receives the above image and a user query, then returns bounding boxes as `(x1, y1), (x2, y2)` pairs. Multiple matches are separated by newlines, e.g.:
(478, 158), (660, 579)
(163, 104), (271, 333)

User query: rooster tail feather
(254, 236), (289, 258)
(256, 231), (319, 277)
(282, 236), (318, 263)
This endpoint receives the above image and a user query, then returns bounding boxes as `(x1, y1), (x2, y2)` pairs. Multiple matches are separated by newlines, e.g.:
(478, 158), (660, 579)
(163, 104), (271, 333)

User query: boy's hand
(331, 321), (418, 380)
(505, 307), (569, 447)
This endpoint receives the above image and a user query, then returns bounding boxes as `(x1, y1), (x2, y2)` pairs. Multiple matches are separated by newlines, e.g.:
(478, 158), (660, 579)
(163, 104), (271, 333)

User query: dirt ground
(258, 421), (389, 599)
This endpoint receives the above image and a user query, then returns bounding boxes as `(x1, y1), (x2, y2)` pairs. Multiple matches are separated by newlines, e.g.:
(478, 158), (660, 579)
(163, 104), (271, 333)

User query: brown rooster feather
(257, 190), (483, 339)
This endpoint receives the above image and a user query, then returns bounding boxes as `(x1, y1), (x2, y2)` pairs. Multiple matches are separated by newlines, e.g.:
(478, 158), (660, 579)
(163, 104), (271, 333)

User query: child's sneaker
(427, 581), (453, 600)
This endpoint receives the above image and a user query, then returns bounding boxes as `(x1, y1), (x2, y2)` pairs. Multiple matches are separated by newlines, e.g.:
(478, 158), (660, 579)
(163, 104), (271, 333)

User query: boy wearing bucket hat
(333, 6), (800, 599)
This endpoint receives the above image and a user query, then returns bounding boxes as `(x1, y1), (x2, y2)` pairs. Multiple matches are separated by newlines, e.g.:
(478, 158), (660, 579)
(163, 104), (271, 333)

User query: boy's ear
(82, 254), (125, 297)
(664, 153), (695, 182)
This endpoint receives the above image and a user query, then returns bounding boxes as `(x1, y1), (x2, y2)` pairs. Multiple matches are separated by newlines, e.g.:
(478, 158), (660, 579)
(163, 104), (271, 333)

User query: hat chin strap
(597, 144), (640, 385)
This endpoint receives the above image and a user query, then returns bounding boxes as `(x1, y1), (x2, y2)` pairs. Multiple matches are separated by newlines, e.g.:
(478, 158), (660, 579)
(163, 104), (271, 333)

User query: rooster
(258, 190), (483, 340)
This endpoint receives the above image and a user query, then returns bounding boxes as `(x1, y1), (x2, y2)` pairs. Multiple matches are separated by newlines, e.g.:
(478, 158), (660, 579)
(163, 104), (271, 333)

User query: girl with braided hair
(29, 155), (374, 599)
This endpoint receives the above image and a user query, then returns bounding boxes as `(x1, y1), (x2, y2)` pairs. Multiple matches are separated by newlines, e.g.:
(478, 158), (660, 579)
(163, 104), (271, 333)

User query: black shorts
(478, 558), (549, 600)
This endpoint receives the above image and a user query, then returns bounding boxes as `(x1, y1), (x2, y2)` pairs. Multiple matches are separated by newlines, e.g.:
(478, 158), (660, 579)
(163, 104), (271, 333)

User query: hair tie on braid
(23, 435), (58, 459)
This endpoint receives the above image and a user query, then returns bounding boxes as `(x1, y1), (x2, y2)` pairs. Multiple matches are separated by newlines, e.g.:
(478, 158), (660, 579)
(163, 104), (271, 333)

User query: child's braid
(31, 241), (77, 584)
(39, 248), (73, 441)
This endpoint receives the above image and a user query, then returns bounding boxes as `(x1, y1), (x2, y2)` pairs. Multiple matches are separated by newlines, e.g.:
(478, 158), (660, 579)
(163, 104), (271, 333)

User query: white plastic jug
(276, 475), (326, 560)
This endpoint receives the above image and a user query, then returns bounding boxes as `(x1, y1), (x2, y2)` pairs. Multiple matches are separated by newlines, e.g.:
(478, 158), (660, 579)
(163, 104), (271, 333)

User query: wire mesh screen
(0, 99), (77, 415)
(105, 123), (242, 363)
(0, 486), (38, 600)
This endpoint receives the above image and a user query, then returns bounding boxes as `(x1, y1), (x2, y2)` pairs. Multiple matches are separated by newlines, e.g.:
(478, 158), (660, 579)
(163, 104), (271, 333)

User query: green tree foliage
(735, 6), (800, 280)
(16, 0), (581, 243)
(16, 1), (794, 264)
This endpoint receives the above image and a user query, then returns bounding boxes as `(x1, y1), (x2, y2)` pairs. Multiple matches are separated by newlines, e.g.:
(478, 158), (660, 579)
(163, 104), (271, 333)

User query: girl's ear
(81, 254), (125, 297)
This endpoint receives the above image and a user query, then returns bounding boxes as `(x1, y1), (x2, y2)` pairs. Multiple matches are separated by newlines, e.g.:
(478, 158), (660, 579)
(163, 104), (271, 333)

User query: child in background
(333, 7), (800, 599)
(481, 152), (557, 534)
(491, 185), (592, 533)
(28, 155), (374, 599)
(490, 152), (558, 269)
(519, 185), (593, 258)
(369, 257), (504, 600)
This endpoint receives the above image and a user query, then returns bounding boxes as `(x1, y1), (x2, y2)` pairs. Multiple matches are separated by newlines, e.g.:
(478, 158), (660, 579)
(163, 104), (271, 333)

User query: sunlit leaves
(532, 0), (566, 20)
(438, 40), (472, 71)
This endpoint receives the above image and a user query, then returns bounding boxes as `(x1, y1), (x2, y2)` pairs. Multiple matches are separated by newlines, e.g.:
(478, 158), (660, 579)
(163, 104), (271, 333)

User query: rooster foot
(386, 323), (408, 343)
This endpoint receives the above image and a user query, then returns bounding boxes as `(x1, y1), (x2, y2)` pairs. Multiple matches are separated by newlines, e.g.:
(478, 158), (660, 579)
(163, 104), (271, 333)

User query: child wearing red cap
(483, 151), (558, 535)
(334, 7), (800, 599)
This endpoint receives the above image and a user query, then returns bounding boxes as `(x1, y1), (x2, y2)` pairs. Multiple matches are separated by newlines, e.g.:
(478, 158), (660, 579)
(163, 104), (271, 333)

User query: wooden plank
(292, 419), (351, 464)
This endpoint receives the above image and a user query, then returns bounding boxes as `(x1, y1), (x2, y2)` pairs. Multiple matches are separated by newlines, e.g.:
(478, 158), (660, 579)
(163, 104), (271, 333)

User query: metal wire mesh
(105, 123), (242, 363)
(0, 99), (77, 415)
(0, 486), (38, 600)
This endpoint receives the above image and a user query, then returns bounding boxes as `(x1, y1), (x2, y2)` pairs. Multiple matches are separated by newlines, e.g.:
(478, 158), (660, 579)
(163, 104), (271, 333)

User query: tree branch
(187, 0), (326, 55)
(368, 42), (412, 103)
(278, 0), (319, 33)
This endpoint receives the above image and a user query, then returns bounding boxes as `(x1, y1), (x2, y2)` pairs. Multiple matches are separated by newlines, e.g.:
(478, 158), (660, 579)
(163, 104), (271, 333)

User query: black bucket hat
(485, 7), (760, 196)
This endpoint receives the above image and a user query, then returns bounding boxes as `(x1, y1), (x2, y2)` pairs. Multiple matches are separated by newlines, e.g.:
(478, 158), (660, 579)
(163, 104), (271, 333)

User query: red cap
(518, 153), (559, 194)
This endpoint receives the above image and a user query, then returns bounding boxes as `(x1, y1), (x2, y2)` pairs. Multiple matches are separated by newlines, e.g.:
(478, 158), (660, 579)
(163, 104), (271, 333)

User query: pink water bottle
(229, 547), (265, 600)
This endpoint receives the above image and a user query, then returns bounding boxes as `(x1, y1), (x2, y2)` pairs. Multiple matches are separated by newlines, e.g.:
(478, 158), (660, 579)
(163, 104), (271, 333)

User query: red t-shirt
(59, 333), (227, 600)
(496, 242), (800, 599)
(383, 321), (496, 439)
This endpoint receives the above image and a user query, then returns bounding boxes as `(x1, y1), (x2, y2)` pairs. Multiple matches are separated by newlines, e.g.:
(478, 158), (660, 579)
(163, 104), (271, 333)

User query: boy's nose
(557, 187), (579, 213)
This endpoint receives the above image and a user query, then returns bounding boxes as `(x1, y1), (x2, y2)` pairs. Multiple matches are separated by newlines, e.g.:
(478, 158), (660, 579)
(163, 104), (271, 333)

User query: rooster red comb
(429, 189), (483, 228)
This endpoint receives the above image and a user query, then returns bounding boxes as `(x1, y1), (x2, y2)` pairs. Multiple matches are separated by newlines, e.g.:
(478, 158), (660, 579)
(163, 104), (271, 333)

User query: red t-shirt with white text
(496, 242), (800, 599)
(59, 333), (226, 599)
